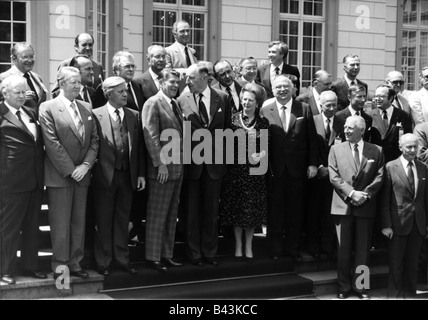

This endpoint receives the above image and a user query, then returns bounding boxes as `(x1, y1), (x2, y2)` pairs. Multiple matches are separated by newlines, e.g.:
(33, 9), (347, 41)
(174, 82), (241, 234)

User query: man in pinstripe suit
(142, 69), (184, 272)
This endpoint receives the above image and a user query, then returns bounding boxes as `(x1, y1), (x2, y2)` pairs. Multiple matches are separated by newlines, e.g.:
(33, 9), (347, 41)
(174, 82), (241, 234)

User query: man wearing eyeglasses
(386, 71), (419, 127)
(409, 67), (428, 125)
(0, 42), (48, 112)
(93, 51), (145, 112)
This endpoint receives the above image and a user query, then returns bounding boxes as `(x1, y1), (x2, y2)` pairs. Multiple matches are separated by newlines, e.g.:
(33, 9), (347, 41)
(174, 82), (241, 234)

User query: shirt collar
(322, 112), (334, 125)
(312, 87), (321, 102)
(11, 65), (25, 77)
(275, 97), (293, 111)
(107, 102), (123, 118)
(381, 106), (394, 117)
(350, 139), (364, 150)
(160, 90), (172, 105)
(348, 106), (362, 116)
(344, 74), (357, 87)
(219, 81), (236, 92)
(200, 86), (211, 99)
(400, 156), (415, 169)
(149, 68), (159, 83)
(59, 93), (75, 108)
(4, 101), (21, 115)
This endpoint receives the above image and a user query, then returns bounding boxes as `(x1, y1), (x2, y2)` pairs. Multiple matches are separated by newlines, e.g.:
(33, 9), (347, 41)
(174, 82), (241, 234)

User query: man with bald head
(329, 115), (385, 299)
(296, 70), (332, 116)
(58, 33), (105, 89)
(0, 76), (46, 284)
(0, 42), (48, 111)
(381, 134), (428, 298)
(305, 91), (344, 259)
(261, 75), (319, 263)
(213, 59), (242, 116)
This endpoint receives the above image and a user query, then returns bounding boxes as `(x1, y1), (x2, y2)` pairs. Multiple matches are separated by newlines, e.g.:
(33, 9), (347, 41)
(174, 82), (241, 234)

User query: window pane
(13, 1), (26, 21)
(303, 37), (311, 51)
(13, 23), (26, 42)
(421, 1), (428, 26)
(289, 51), (298, 65)
(0, 23), (12, 41)
(290, 0), (299, 14)
(314, 2), (323, 16)
(313, 37), (322, 51)
(0, 44), (10, 63)
(280, 20), (288, 35)
(304, 2), (312, 15)
(0, 1), (11, 20)
(303, 23), (312, 36)
(290, 21), (299, 35)
(289, 36), (298, 49)
(280, 0), (288, 13)
(403, 0), (418, 25)
(154, 0), (177, 3)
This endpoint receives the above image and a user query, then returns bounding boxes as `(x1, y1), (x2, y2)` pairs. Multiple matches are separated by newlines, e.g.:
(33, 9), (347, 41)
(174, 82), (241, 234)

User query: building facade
(0, 0), (425, 95)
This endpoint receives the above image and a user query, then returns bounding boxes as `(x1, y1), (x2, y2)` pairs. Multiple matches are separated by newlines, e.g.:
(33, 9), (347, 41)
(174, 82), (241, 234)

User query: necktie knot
(350, 80), (356, 86)
(16, 110), (22, 121)
(115, 109), (121, 122)
(275, 67), (280, 75)
(383, 110), (388, 118)
(282, 105), (287, 111)
(355, 111), (360, 116)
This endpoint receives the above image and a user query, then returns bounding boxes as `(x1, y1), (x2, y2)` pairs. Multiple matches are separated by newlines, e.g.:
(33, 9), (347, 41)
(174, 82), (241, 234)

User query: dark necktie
(198, 93), (209, 126)
(275, 67), (280, 76)
(353, 143), (360, 169)
(127, 83), (138, 109)
(15, 110), (32, 137)
(408, 162), (415, 195)
(280, 106), (287, 131)
(82, 86), (90, 103)
(226, 86), (237, 112)
(395, 96), (402, 110)
(382, 110), (389, 129)
(171, 99), (183, 129)
(325, 118), (331, 141)
(184, 46), (192, 68)
(70, 102), (84, 140)
(115, 109), (121, 125)
(355, 111), (360, 116)
(350, 80), (356, 86)
(24, 72), (39, 101)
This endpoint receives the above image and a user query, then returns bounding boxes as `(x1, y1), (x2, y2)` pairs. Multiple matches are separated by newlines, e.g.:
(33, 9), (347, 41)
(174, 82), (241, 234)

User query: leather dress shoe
(190, 259), (204, 267)
(1, 274), (16, 285)
(245, 257), (254, 263)
(70, 270), (89, 279)
(203, 257), (219, 266)
(97, 266), (110, 276)
(337, 290), (350, 299)
(118, 264), (137, 275)
(354, 290), (370, 300)
(162, 258), (182, 267)
(148, 261), (168, 272)
(22, 270), (48, 279)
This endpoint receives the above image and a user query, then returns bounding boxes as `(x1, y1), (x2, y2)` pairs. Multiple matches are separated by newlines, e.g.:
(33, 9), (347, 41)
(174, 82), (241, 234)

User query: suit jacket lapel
(209, 89), (221, 127)
(385, 108), (400, 137)
(174, 42), (187, 68)
(124, 108), (135, 156)
(371, 108), (387, 138)
(143, 72), (158, 95)
(0, 103), (33, 139)
(314, 115), (326, 139)
(98, 106), (115, 147)
(160, 94), (183, 134)
(344, 142), (359, 175)
(267, 102), (284, 131)
(76, 100), (90, 145)
(287, 101), (298, 134)
(395, 159), (414, 196)
(415, 161), (425, 198)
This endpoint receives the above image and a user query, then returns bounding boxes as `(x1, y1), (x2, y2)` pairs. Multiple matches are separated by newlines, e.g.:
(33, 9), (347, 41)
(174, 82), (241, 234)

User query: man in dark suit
(381, 134), (428, 298)
(256, 41), (301, 99)
(336, 84), (373, 142)
(39, 67), (99, 279)
(304, 91), (344, 259)
(0, 76), (46, 285)
(367, 84), (412, 163)
(177, 62), (231, 266)
(92, 77), (146, 276)
(296, 70), (332, 116)
(329, 115), (385, 300)
(136, 45), (166, 101)
(142, 69), (184, 272)
(260, 75), (319, 263)
(57, 33), (104, 89)
(331, 54), (368, 111)
(93, 51), (145, 111)
(0, 42), (48, 112)
(212, 59), (242, 116)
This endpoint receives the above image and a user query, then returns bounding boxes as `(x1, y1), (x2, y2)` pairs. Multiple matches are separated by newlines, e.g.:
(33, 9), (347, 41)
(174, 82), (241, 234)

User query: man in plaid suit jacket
(142, 69), (184, 272)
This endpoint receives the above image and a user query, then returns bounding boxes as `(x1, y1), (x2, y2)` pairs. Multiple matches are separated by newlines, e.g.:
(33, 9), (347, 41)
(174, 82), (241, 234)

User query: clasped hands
(350, 191), (369, 206)
(71, 164), (90, 182)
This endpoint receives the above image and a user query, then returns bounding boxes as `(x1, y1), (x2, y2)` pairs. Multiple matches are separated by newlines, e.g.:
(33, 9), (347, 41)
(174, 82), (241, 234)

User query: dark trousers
(182, 167), (223, 260)
(387, 223), (424, 299)
(93, 170), (133, 267)
(268, 169), (305, 257)
(334, 215), (373, 292)
(0, 188), (43, 275)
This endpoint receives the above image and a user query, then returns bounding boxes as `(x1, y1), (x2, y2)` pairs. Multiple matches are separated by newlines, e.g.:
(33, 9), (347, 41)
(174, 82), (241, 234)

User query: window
(0, 1), (28, 73)
(401, 0), (428, 90)
(278, 0), (324, 89)
(88, 0), (108, 73)
(153, 0), (207, 61)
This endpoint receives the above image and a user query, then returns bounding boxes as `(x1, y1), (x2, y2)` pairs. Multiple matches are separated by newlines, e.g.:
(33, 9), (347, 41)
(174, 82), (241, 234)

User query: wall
(220, 0), (273, 66)
(123, 0), (144, 78)
(336, 0), (398, 96)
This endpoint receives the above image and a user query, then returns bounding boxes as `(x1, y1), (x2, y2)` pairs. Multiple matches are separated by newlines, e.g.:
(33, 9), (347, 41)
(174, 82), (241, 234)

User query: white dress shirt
(5, 101), (37, 139)
(107, 103), (124, 122)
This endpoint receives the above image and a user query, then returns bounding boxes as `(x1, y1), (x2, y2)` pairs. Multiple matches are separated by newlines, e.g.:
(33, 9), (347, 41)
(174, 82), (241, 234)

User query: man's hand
(157, 165), (169, 184)
(137, 177), (146, 191)
(307, 165), (318, 179)
(382, 228), (393, 239)
(251, 150), (266, 163)
(71, 164), (90, 182)
(350, 191), (368, 206)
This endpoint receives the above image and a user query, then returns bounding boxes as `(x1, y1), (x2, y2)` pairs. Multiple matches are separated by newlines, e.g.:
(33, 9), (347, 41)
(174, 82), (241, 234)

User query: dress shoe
(70, 270), (89, 279)
(97, 266), (110, 276)
(1, 275), (16, 285)
(22, 270), (48, 279)
(354, 290), (370, 300)
(272, 255), (280, 261)
(148, 261), (168, 272)
(245, 257), (254, 263)
(162, 258), (182, 267)
(118, 264), (137, 275)
(203, 257), (219, 266)
(337, 290), (350, 299)
(190, 259), (204, 267)
(234, 255), (244, 261)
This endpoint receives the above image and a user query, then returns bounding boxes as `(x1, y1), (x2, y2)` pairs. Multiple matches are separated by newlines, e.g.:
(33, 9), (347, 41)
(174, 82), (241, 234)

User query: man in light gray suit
(39, 67), (99, 279)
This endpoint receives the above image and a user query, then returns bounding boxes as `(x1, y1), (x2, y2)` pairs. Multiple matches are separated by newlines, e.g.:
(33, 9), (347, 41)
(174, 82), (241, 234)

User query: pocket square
(296, 117), (304, 120)
(218, 108), (223, 113)
(368, 159), (375, 163)
(423, 178), (426, 181)
(88, 116), (92, 120)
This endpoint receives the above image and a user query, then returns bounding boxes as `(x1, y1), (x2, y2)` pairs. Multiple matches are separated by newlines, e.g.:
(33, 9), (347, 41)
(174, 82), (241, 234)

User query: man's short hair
(213, 59), (233, 77)
(74, 33), (94, 46)
(57, 66), (80, 85)
(319, 90), (338, 104)
(343, 54), (360, 64)
(269, 41), (289, 57)
(158, 68), (181, 82)
(112, 51), (134, 71)
(313, 70), (331, 82)
(102, 76), (126, 98)
(0, 75), (26, 95)
(376, 84), (395, 101)
(348, 83), (366, 96)
(346, 115), (366, 132)
(146, 45), (166, 59)
(10, 42), (33, 59)
(70, 54), (92, 69)
(172, 20), (190, 33)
